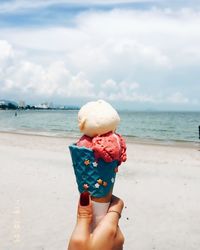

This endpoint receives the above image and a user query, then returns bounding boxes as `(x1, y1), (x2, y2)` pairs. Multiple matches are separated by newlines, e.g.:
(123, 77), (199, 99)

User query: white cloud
(0, 41), (153, 102)
(102, 79), (117, 89)
(167, 92), (189, 104)
(0, 40), (14, 64)
(2, 8), (200, 68)
(0, 42), (194, 106)
(99, 79), (153, 102)
(0, 43), (94, 98)
(0, 8), (200, 107)
(57, 72), (94, 97)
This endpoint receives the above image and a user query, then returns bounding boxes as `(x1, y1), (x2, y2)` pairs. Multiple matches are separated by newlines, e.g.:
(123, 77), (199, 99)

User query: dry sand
(0, 132), (200, 250)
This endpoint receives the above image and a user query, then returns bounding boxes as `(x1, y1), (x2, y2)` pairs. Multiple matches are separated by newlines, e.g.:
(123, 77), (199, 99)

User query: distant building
(35, 102), (50, 109)
(18, 100), (26, 109)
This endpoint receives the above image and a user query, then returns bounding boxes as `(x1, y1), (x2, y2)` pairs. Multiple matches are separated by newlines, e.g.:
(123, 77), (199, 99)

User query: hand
(68, 193), (124, 250)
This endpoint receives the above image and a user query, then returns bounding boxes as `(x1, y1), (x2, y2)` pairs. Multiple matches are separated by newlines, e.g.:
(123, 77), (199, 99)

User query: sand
(0, 132), (200, 250)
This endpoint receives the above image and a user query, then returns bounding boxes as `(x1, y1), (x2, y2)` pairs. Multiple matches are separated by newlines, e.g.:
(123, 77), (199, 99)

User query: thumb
(76, 192), (93, 237)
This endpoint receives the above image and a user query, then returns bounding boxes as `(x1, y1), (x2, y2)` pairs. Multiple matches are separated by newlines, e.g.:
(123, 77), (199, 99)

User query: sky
(0, 0), (200, 110)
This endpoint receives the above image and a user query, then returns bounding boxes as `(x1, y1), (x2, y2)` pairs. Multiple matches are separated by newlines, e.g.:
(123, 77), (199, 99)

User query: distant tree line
(0, 103), (18, 110)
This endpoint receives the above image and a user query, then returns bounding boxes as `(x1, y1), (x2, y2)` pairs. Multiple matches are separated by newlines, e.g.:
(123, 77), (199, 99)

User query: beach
(0, 132), (200, 250)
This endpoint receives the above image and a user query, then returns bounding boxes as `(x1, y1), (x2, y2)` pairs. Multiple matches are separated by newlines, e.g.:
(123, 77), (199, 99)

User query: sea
(0, 110), (200, 144)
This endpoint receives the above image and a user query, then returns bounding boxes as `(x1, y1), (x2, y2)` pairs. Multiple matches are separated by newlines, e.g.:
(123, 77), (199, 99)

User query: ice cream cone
(69, 144), (118, 198)
(69, 144), (119, 229)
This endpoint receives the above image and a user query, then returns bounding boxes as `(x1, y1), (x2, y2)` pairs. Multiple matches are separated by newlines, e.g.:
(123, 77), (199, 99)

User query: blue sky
(0, 0), (200, 110)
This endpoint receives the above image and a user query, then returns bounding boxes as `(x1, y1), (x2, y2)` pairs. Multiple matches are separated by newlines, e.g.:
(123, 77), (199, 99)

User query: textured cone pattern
(69, 144), (118, 198)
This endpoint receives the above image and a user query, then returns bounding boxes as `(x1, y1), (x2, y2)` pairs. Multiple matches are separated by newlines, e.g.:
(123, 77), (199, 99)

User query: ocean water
(0, 110), (200, 143)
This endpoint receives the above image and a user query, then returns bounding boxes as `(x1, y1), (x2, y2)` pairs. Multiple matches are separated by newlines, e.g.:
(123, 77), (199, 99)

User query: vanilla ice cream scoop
(78, 100), (120, 137)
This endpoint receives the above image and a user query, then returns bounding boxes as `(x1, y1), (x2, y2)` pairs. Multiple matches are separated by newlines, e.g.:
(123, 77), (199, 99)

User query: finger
(73, 192), (93, 240)
(105, 195), (124, 228)
(93, 196), (124, 239)
(113, 227), (125, 250)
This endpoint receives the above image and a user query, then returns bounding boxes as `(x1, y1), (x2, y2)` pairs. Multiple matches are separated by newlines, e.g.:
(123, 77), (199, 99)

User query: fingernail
(80, 192), (90, 206)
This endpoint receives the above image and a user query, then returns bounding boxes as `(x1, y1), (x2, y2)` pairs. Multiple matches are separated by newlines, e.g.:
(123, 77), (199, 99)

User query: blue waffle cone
(69, 144), (119, 198)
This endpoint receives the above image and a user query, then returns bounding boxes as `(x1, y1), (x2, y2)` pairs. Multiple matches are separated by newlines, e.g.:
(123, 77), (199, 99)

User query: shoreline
(0, 129), (199, 149)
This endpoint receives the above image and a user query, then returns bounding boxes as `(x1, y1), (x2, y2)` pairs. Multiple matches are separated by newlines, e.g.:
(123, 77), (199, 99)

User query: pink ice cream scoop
(76, 131), (127, 165)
